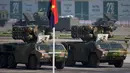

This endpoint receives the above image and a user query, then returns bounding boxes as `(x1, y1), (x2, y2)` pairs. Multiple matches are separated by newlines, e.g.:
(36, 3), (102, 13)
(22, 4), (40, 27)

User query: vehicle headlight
(120, 51), (127, 56)
(102, 51), (108, 56)
(60, 52), (65, 57)
(41, 53), (50, 57)
(121, 50), (127, 54)
(42, 53), (44, 56)
(103, 51), (108, 54)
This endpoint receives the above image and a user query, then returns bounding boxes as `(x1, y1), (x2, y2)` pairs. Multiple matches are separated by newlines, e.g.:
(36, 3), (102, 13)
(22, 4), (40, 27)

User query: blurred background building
(0, 0), (130, 30)
(0, 0), (130, 20)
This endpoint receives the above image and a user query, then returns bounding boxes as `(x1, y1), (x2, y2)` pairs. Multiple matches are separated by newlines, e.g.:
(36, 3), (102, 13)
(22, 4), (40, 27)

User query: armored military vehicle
(0, 12), (66, 70)
(61, 14), (128, 67)
(0, 42), (68, 69)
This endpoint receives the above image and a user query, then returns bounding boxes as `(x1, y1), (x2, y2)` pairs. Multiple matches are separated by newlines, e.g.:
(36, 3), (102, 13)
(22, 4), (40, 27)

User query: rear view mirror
(123, 40), (129, 49)
(125, 42), (129, 50)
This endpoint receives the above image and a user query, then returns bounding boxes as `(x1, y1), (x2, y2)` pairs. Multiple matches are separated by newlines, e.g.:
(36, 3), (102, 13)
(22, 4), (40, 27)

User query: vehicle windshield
(98, 43), (110, 49)
(37, 44), (64, 50)
(37, 44), (49, 50)
(49, 45), (64, 50)
(110, 43), (123, 49)
(99, 43), (123, 49)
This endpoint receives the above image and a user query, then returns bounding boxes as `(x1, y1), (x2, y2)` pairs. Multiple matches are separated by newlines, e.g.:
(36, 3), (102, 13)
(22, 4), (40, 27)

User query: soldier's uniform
(96, 36), (107, 43)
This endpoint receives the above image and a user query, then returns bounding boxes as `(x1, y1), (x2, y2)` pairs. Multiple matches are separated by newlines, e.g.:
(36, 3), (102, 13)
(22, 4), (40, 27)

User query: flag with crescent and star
(47, 0), (58, 28)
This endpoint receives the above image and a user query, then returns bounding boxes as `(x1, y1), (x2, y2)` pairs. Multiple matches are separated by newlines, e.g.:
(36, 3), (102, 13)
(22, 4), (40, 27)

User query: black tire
(114, 60), (123, 68)
(7, 55), (17, 68)
(55, 61), (65, 69)
(88, 54), (100, 67)
(27, 56), (40, 70)
(0, 54), (8, 68)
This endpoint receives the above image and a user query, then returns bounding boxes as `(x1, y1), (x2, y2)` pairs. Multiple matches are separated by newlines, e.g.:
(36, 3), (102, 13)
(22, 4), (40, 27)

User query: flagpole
(52, 27), (55, 73)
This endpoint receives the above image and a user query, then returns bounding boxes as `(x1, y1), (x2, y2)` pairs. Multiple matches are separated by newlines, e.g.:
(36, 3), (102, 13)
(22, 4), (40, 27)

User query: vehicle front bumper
(100, 55), (126, 62)
(40, 56), (66, 63)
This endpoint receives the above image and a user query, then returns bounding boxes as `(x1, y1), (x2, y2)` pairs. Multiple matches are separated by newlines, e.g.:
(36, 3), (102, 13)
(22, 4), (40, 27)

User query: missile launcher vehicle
(0, 42), (68, 69)
(0, 12), (67, 70)
(62, 14), (128, 67)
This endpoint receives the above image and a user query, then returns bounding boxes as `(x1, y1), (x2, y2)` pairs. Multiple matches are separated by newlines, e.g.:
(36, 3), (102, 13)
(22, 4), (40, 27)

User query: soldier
(31, 25), (38, 42)
(100, 36), (107, 42)
(25, 25), (38, 43)
(38, 8), (46, 20)
(96, 35), (107, 43)
(44, 27), (52, 39)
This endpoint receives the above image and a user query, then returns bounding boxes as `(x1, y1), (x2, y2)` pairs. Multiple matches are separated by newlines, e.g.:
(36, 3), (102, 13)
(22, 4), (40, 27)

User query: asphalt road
(0, 63), (130, 73)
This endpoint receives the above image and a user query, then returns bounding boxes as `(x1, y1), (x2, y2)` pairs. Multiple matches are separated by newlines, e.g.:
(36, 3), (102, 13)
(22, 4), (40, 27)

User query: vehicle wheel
(88, 54), (100, 67)
(7, 55), (17, 68)
(27, 56), (40, 70)
(55, 61), (65, 69)
(114, 60), (123, 68)
(0, 54), (8, 68)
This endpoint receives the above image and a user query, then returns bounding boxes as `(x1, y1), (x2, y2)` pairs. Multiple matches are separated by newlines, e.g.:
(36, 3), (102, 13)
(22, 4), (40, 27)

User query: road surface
(0, 63), (130, 73)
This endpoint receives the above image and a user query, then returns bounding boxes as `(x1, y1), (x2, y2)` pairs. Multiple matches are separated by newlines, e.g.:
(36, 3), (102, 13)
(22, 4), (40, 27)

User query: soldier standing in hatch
(97, 35), (107, 43)
(101, 36), (107, 42)
(38, 8), (46, 20)
(27, 25), (38, 43)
